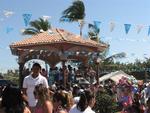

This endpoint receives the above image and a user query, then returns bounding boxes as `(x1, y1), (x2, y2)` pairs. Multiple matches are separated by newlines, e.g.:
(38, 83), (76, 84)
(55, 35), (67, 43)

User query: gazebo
(10, 28), (108, 87)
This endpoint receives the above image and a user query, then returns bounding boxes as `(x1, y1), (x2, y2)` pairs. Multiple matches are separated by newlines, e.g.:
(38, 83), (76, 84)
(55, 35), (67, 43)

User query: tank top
(34, 106), (45, 113)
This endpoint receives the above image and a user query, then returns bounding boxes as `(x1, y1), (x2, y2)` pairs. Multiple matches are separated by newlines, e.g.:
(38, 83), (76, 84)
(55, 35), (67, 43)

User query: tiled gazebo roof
(10, 28), (108, 50)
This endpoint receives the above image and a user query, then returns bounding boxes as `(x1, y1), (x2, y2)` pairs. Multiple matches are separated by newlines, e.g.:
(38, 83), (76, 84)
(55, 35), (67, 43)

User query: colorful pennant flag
(93, 21), (101, 30)
(22, 14), (32, 26)
(88, 23), (99, 33)
(110, 22), (115, 32)
(88, 23), (93, 28)
(60, 18), (70, 22)
(148, 26), (150, 36)
(124, 24), (131, 34)
(136, 25), (143, 34)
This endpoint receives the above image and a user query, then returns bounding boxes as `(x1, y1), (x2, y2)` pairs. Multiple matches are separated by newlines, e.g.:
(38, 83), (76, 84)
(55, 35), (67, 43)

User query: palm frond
(105, 52), (126, 62)
(29, 20), (41, 31)
(60, 0), (85, 22)
(88, 31), (98, 42)
(22, 17), (51, 35)
(88, 31), (97, 37)
(99, 47), (110, 59)
(38, 18), (51, 31)
(22, 28), (39, 35)
(88, 24), (95, 29)
(88, 23), (100, 42)
(88, 23), (100, 34)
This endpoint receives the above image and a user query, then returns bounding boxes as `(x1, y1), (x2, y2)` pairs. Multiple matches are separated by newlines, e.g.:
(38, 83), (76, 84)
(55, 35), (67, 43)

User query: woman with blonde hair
(53, 90), (74, 113)
(62, 91), (74, 111)
(34, 84), (53, 113)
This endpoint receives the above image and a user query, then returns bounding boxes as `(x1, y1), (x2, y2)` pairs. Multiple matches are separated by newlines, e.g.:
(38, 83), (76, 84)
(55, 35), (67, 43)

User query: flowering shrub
(94, 91), (117, 113)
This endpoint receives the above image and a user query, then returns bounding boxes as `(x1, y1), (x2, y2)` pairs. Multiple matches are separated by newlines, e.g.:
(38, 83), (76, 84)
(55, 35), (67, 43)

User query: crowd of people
(22, 63), (97, 86)
(1, 63), (150, 113)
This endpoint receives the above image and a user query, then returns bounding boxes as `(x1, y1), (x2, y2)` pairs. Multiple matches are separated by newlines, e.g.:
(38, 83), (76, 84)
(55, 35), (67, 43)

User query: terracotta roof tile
(10, 28), (108, 49)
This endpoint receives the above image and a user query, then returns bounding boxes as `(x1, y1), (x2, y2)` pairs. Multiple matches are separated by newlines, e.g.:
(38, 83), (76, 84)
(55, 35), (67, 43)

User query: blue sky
(1, 0), (150, 72)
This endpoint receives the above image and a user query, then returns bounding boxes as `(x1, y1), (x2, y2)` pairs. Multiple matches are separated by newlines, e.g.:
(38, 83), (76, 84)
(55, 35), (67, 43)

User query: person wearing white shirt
(69, 90), (95, 113)
(22, 63), (49, 112)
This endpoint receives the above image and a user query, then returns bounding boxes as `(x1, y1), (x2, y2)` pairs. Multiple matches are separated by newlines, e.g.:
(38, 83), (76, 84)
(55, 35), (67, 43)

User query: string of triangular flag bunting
(101, 21), (150, 35)
(124, 24), (131, 34)
(3, 13), (150, 36)
(91, 21), (150, 35)
(22, 13), (32, 26)
(62, 17), (150, 35)
(5, 13), (51, 34)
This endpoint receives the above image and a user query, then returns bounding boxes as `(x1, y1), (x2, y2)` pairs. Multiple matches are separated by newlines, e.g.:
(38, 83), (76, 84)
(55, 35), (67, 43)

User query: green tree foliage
(88, 23), (100, 42)
(89, 47), (126, 71)
(60, 0), (85, 22)
(94, 91), (117, 113)
(60, 0), (85, 36)
(22, 18), (51, 35)
(3, 69), (19, 85)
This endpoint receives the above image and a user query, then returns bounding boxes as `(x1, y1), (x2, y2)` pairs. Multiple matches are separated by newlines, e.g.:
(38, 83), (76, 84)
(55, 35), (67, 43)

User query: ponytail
(77, 92), (87, 111)
(77, 90), (95, 112)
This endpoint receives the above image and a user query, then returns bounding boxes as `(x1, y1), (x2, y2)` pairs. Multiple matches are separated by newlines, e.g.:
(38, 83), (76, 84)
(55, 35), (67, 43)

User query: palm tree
(99, 51), (126, 72)
(89, 47), (126, 69)
(60, 0), (85, 36)
(102, 52), (126, 64)
(88, 23), (100, 42)
(22, 18), (51, 35)
(88, 24), (126, 64)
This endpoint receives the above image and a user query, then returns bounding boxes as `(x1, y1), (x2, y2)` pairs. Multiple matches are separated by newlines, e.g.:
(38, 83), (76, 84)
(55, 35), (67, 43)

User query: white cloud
(42, 15), (51, 21)
(20, 29), (25, 33)
(3, 10), (14, 18)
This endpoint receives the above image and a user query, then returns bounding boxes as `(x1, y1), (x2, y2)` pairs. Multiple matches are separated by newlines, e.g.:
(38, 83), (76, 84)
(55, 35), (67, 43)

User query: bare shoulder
(45, 100), (52, 105)
(24, 107), (31, 113)
(44, 100), (53, 108)
(44, 100), (53, 113)
(58, 110), (68, 113)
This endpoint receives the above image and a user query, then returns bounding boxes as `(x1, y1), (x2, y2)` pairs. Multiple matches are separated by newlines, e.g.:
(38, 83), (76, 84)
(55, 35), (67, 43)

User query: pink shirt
(34, 106), (44, 113)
